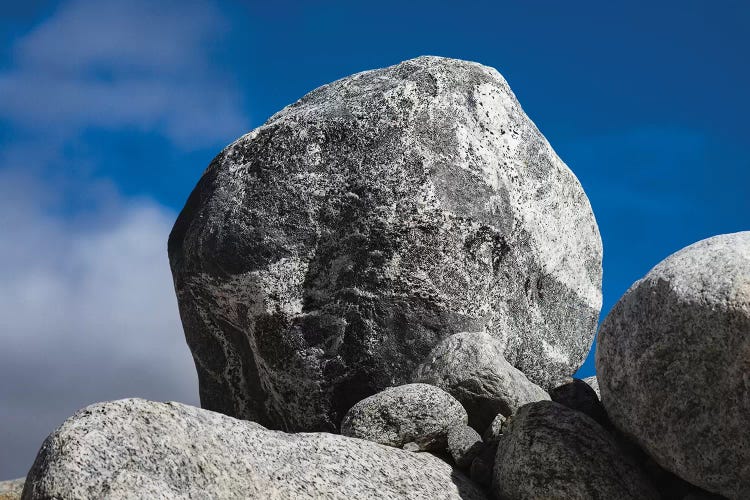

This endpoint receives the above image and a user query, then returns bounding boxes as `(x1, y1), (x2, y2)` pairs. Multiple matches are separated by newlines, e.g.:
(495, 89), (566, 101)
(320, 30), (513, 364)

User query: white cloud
(0, 0), (248, 148)
(0, 169), (199, 477)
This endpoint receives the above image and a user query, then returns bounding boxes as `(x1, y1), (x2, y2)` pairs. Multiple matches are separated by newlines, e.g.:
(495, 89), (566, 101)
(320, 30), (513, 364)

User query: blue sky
(1, 0), (748, 478)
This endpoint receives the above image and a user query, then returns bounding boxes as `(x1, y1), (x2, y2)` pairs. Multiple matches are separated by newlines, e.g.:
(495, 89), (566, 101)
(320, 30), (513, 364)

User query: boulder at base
(597, 232), (750, 499)
(413, 332), (550, 431)
(493, 401), (659, 500)
(168, 55), (603, 431)
(23, 398), (486, 500)
(340, 383), (467, 451)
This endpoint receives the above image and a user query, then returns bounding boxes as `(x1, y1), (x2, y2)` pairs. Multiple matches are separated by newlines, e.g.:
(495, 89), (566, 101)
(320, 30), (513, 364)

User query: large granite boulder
(23, 398), (486, 500)
(549, 378), (609, 428)
(168, 55), (603, 432)
(0, 478), (24, 500)
(493, 401), (659, 500)
(340, 383), (467, 450)
(413, 332), (550, 431)
(596, 232), (750, 499)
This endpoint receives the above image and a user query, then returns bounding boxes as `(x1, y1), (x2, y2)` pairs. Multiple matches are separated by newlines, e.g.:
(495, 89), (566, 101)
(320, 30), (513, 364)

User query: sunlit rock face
(168, 56), (602, 432)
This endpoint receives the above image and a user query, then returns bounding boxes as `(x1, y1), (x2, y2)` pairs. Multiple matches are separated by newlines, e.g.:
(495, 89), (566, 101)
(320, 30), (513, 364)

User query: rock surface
(413, 332), (550, 431)
(582, 375), (599, 398)
(493, 401), (659, 500)
(482, 413), (507, 443)
(549, 378), (609, 427)
(340, 383), (466, 450)
(23, 398), (486, 500)
(168, 55), (603, 431)
(447, 426), (484, 469)
(596, 232), (750, 499)
(0, 478), (24, 500)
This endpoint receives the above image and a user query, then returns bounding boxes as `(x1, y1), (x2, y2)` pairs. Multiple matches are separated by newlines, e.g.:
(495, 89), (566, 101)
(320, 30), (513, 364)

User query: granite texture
(168, 55), (603, 431)
(340, 383), (467, 451)
(22, 398), (486, 500)
(549, 378), (609, 428)
(493, 401), (659, 500)
(0, 479), (24, 500)
(596, 232), (750, 499)
(447, 426), (484, 469)
(413, 332), (550, 431)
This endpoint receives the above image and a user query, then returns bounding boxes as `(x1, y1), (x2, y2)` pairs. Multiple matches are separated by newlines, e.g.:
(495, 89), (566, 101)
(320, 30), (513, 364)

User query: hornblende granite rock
(168, 55), (603, 431)
(340, 383), (466, 451)
(0, 478), (24, 500)
(597, 232), (750, 499)
(447, 425), (484, 469)
(549, 378), (609, 428)
(493, 401), (659, 500)
(582, 375), (600, 398)
(413, 332), (550, 431)
(23, 399), (486, 500)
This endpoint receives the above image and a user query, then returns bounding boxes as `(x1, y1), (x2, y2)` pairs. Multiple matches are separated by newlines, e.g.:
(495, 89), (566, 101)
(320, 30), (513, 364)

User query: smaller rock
(550, 378), (610, 428)
(412, 332), (550, 431)
(402, 442), (420, 453)
(447, 426), (484, 469)
(494, 401), (659, 499)
(470, 442), (499, 489)
(0, 478), (24, 500)
(482, 413), (507, 443)
(341, 383), (467, 451)
(582, 375), (600, 398)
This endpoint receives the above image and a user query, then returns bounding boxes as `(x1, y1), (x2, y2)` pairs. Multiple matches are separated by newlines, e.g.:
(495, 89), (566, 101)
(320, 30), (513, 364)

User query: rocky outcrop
(597, 232), (750, 499)
(23, 398), (486, 500)
(413, 332), (550, 431)
(340, 383), (466, 451)
(493, 401), (659, 500)
(168, 55), (603, 431)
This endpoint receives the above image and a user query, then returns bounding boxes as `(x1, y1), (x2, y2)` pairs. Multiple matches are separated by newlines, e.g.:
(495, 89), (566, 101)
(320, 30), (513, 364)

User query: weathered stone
(413, 332), (550, 431)
(482, 413), (506, 443)
(168, 55), (603, 431)
(23, 398), (486, 500)
(0, 478), (24, 500)
(340, 383), (466, 451)
(596, 232), (750, 499)
(493, 401), (659, 500)
(582, 375), (599, 398)
(447, 425), (484, 469)
(549, 378), (609, 428)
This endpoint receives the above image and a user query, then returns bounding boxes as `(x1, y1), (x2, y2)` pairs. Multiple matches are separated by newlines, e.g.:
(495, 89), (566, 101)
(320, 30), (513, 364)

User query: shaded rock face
(413, 332), (550, 431)
(340, 383), (467, 450)
(168, 55), (603, 432)
(582, 375), (599, 398)
(23, 398), (486, 500)
(493, 401), (659, 500)
(447, 425), (484, 469)
(549, 378), (609, 428)
(596, 232), (750, 499)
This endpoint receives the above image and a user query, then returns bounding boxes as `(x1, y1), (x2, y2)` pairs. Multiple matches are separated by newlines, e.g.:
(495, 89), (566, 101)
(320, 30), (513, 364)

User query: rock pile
(15, 57), (747, 499)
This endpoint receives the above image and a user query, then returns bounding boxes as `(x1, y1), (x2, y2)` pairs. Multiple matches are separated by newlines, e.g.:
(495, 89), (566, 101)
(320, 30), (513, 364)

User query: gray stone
(413, 332), (550, 431)
(168, 55), (603, 431)
(549, 378), (609, 428)
(447, 425), (484, 469)
(582, 375), (599, 398)
(0, 478), (24, 500)
(596, 232), (750, 499)
(493, 401), (659, 500)
(340, 383), (467, 451)
(482, 413), (506, 443)
(470, 442), (498, 489)
(23, 398), (486, 500)
(402, 442), (420, 453)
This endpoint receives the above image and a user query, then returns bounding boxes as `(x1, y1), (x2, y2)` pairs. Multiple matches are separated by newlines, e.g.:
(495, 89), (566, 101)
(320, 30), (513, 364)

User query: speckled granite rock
(596, 232), (750, 499)
(0, 478), (24, 500)
(493, 401), (659, 500)
(482, 413), (507, 443)
(549, 378), (609, 428)
(582, 375), (599, 398)
(447, 425), (484, 469)
(23, 398), (486, 500)
(340, 383), (467, 451)
(413, 332), (550, 431)
(167, 55), (603, 431)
